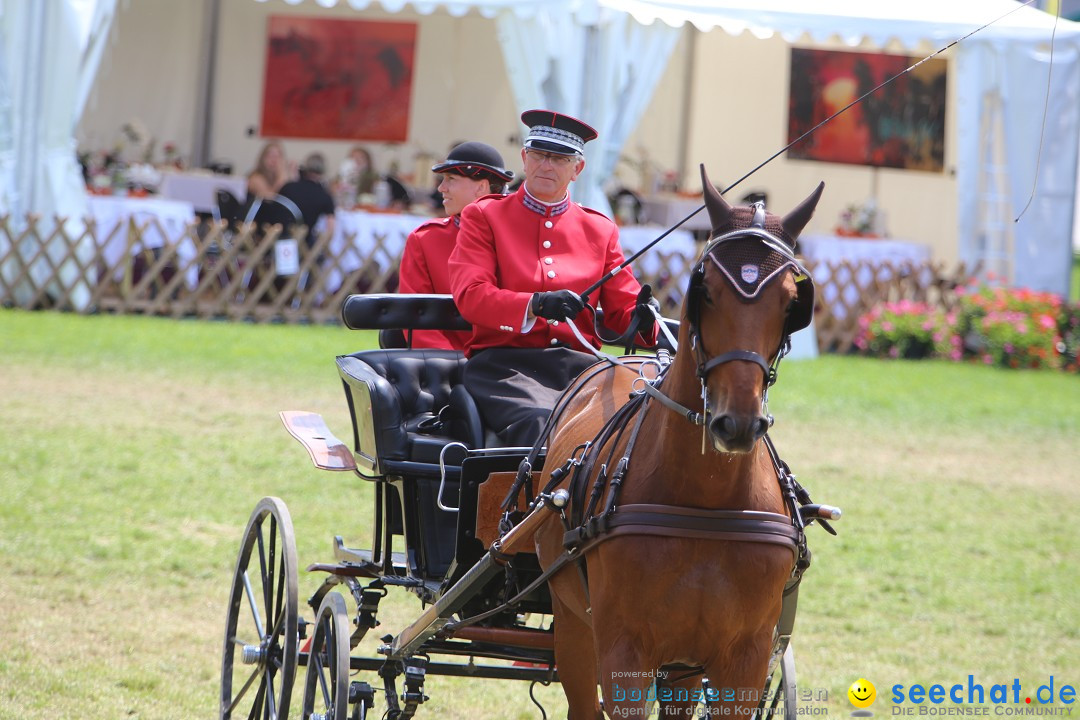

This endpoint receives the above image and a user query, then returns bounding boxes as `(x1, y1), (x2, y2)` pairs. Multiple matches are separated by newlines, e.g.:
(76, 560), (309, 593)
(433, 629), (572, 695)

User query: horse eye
(702, 289), (715, 306)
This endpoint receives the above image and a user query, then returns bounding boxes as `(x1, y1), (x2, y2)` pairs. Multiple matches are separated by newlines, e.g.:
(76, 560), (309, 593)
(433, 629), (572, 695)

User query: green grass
(1, 309), (1078, 719)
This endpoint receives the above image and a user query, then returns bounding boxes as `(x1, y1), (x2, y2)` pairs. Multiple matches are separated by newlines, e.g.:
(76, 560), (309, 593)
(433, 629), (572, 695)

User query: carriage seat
(338, 294), (484, 479)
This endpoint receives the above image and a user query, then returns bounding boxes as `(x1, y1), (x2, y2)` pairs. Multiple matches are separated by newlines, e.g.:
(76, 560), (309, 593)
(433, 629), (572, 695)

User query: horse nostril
(753, 416), (769, 440)
(710, 414), (736, 440)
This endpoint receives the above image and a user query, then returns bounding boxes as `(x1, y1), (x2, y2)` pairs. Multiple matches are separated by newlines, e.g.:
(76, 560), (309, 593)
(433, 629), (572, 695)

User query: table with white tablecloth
(640, 195), (711, 233)
(327, 209), (432, 292)
(87, 195), (198, 287)
(797, 233), (932, 318)
(158, 171), (248, 214)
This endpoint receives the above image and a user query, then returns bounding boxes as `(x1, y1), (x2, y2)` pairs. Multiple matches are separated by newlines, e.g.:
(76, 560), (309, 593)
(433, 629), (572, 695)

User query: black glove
(634, 284), (662, 338)
(531, 290), (585, 322)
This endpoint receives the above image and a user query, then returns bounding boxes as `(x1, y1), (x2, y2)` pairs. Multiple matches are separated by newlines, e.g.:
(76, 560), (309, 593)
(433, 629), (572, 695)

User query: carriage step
(333, 536), (408, 571)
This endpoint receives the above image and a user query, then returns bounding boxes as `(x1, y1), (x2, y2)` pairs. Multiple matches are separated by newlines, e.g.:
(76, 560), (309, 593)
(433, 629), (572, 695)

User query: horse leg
(704, 634), (776, 718)
(550, 591), (603, 720)
(657, 671), (706, 719)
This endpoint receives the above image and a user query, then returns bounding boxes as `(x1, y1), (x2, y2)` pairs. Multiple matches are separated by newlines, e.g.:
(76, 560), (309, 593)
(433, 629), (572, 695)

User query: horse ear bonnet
(698, 165), (822, 335)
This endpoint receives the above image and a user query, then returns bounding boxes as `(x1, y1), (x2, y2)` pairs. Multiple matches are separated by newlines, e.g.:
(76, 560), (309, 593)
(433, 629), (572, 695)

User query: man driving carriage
(448, 109), (659, 447)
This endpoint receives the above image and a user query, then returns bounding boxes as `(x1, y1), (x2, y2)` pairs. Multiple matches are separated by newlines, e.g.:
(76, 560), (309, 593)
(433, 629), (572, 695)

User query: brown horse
(532, 166), (824, 719)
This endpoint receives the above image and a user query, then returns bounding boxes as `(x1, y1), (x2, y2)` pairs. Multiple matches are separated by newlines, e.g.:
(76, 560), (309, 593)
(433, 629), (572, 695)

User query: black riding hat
(431, 141), (514, 182)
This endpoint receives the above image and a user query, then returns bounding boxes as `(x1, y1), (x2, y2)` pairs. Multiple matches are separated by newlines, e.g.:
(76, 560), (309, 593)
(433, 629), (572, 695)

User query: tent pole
(676, 25), (695, 190)
(192, 0), (221, 169)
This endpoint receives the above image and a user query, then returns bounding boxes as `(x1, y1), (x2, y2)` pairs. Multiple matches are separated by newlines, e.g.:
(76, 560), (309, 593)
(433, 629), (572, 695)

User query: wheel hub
(241, 643), (265, 665)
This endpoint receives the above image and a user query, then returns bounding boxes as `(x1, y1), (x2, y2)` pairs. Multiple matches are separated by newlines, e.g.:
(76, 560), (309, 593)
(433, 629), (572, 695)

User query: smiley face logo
(848, 678), (877, 709)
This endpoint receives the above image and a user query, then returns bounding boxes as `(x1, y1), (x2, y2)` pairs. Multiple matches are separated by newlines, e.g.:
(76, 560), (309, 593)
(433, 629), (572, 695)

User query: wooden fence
(0, 214), (978, 353)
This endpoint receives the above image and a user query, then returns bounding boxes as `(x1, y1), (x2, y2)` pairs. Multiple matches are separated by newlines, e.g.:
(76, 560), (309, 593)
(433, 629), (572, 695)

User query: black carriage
(219, 293), (823, 720)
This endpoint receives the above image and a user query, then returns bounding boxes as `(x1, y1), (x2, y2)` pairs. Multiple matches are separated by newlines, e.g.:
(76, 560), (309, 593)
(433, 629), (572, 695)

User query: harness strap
(563, 504), (801, 561)
(640, 376), (705, 425)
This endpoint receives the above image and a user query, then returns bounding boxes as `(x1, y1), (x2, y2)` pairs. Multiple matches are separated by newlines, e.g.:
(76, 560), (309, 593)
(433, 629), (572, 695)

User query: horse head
(681, 165), (823, 453)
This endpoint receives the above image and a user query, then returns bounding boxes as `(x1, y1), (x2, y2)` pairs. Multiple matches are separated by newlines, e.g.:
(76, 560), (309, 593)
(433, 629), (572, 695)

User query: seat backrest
(342, 294), (471, 348)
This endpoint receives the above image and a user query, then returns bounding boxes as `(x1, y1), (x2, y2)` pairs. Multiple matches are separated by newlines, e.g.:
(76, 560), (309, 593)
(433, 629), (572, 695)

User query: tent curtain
(0, 0), (117, 310)
(495, 4), (679, 214)
(955, 37), (1080, 294)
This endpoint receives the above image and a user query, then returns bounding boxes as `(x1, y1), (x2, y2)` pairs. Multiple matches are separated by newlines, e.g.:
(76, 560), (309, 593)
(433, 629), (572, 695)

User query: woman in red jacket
(399, 141), (513, 350)
(449, 110), (657, 447)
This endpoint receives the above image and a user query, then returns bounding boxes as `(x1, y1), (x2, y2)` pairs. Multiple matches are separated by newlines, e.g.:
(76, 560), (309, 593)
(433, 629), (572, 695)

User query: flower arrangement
(855, 277), (1079, 372)
(855, 300), (946, 359)
(837, 198), (883, 237)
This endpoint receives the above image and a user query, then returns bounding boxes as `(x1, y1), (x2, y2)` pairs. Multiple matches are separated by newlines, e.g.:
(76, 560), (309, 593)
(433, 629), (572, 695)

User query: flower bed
(855, 279), (1079, 372)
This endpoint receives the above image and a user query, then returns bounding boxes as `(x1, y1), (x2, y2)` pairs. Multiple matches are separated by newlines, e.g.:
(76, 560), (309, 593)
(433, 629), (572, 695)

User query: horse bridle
(686, 203), (814, 388)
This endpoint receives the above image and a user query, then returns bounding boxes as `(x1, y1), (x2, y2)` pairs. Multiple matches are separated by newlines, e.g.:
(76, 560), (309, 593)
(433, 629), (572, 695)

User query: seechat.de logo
(850, 678), (878, 717)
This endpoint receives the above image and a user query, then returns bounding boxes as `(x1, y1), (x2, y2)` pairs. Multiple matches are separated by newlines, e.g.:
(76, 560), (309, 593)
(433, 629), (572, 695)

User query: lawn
(0, 309), (1077, 720)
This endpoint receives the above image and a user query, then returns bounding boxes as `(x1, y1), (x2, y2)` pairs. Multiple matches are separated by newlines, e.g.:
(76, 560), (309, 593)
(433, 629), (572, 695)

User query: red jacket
(398, 216), (470, 350)
(448, 187), (653, 356)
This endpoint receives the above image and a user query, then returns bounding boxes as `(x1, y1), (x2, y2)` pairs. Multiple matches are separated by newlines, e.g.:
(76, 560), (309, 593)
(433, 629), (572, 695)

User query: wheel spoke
(268, 517), (279, 629)
(245, 673), (267, 720)
(264, 664), (278, 720)
(316, 646), (332, 708)
(242, 570), (266, 640)
(256, 523), (271, 634)
(226, 664), (263, 715)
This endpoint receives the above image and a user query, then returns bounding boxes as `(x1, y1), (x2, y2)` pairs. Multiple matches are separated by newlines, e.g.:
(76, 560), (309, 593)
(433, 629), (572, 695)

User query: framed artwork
(786, 47), (947, 172)
(260, 15), (417, 141)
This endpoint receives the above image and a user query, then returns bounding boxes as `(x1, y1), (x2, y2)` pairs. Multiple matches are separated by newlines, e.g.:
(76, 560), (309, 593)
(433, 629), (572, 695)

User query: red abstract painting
(260, 15), (416, 141)
(787, 48), (946, 172)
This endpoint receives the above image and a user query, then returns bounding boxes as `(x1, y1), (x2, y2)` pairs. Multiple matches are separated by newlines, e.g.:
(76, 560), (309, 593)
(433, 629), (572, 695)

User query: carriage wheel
(754, 643), (797, 720)
(220, 497), (300, 720)
(301, 591), (350, 720)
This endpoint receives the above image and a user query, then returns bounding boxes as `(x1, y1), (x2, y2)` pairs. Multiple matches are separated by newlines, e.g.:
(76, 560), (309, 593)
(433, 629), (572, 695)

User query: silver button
(545, 220), (553, 229)
(550, 338), (559, 345)
(544, 257), (553, 265)
(547, 270), (556, 278)
(543, 240), (551, 249)
(551, 320), (560, 326)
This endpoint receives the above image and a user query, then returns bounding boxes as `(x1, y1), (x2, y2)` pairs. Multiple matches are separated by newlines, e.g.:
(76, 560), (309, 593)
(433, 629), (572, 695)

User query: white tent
(4, 0), (1078, 297)
(601, 0), (1080, 295)
(252, 0), (1080, 295)
(0, 0), (117, 309)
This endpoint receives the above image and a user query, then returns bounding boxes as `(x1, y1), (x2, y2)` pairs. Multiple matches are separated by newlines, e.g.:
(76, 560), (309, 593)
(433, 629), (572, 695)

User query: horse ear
(780, 181), (825, 240)
(700, 164), (733, 235)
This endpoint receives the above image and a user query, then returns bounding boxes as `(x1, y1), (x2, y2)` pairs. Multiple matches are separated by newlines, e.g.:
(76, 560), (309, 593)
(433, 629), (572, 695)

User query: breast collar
(521, 187), (571, 218)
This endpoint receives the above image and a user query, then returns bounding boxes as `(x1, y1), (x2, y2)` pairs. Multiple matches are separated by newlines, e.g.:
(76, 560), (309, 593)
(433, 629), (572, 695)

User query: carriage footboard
(279, 411), (357, 471)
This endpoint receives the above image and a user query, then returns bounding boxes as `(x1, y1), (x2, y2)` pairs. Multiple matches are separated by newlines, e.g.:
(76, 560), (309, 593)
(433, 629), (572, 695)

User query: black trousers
(463, 347), (599, 448)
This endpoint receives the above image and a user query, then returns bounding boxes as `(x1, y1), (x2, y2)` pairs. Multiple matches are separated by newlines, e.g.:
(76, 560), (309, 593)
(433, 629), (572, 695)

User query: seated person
(449, 110), (658, 448)
(399, 141), (513, 351)
(246, 139), (297, 201)
(338, 145), (379, 200)
(276, 152), (336, 248)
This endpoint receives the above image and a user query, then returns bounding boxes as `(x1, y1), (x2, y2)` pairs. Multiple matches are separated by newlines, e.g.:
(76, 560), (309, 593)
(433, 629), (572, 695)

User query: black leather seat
(337, 348), (482, 478)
